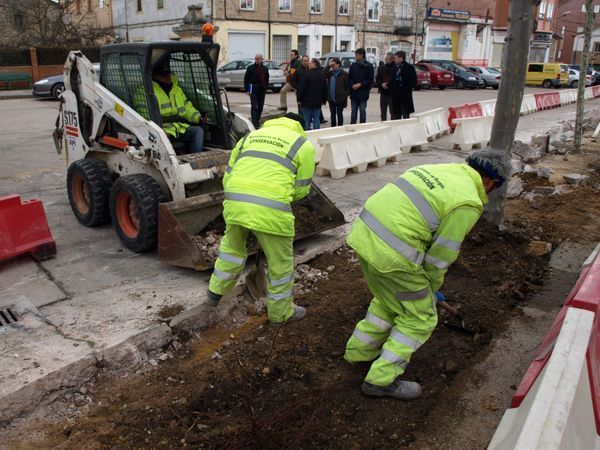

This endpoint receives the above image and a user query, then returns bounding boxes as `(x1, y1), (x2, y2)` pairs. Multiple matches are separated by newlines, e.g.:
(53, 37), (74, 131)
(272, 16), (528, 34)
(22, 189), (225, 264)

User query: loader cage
(99, 42), (231, 150)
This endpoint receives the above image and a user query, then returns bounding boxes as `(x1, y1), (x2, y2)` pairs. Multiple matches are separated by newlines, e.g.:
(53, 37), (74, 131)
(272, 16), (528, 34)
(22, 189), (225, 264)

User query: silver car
(33, 63), (100, 99)
(468, 66), (501, 89)
(217, 59), (286, 92)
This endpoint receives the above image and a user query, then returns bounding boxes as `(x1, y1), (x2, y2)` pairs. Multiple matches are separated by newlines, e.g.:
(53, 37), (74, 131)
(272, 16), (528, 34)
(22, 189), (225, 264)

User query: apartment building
(555, 0), (600, 64)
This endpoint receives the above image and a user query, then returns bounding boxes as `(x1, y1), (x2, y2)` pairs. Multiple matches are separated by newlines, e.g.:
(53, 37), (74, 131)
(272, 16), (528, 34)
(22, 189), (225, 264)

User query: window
(595, 5), (600, 13)
(561, 25), (566, 35)
(278, 0), (291, 11)
(240, 0), (254, 10)
(538, 1), (546, 18)
(310, 0), (322, 14)
(367, 0), (380, 21)
(528, 64), (544, 72)
(13, 12), (24, 31)
(547, 2), (553, 18)
(398, 1), (411, 19)
(137, 0), (142, 12)
(578, 26), (584, 33)
(158, 0), (164, 9)
(594, 42), (600, 52)
(338, 0), (348, 15)
(582, 4), (586, 12)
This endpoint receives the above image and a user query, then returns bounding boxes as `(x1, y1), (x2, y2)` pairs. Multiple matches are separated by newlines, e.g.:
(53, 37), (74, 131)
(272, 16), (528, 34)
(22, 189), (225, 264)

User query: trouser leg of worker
(344, 257), (438, 387)
(177, 126), (205, 153)
(208, 224), (249, 296)
(253, 230), (295, 324)
(280, 82), (294, 109)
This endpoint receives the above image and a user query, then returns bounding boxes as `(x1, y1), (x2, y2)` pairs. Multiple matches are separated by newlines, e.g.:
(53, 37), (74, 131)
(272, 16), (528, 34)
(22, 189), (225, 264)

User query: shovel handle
(438, 301), (459, 317)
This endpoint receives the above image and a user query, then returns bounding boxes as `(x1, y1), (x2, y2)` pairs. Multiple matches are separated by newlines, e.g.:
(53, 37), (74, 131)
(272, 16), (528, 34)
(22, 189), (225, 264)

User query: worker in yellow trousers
(344, 149), (511, 400)
(207, 113), (315, 325)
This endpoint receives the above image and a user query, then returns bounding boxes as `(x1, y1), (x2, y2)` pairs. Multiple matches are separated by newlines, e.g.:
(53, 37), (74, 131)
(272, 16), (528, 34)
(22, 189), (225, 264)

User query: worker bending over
(344, 149), (511, 400)
(151, 61), (207, 153)
(207, 113), (315, 325)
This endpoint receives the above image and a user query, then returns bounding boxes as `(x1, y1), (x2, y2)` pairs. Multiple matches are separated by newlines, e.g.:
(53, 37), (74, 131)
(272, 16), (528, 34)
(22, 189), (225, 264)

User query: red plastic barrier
(593, 85), (600, 98)
(0, 195), (56, 263)
(511, 245), (600, 432)
(534, 92), (561, 110)
(447, 103), (483, 130)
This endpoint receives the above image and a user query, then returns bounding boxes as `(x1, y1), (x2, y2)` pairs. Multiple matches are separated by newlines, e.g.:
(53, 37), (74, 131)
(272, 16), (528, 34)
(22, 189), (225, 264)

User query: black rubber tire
(542, 79), (553, 89)
(493, 85), (499, 90)
(109, 174), (167, 253)
(570, 81), (578, 88)
(51, 83), (65, 100)
(438, 85), (447, 90)
(455, 79), (465, 89)
(67, 159), (112, 227)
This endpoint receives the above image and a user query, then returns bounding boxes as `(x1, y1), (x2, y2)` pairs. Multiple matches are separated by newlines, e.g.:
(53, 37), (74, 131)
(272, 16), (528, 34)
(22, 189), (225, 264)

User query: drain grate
(0, 306), (18, 327)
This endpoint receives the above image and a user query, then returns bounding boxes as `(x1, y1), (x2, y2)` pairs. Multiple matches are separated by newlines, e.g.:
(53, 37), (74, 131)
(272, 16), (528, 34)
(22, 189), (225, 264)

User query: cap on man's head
(153, 61), (171, 76)
(465, 148), (512, 187)
(284, 112), (306, 129)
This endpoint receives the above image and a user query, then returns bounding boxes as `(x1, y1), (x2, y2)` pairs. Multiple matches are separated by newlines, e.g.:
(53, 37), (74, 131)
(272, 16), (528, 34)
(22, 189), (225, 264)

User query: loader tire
(67, 159), (112, 227)
(109, 174), (166, 253)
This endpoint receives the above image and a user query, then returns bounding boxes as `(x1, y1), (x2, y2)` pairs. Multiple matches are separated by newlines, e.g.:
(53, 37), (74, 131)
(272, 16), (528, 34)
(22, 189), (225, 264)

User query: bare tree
(574, 0), (594, 152)
(485, 0), (540, 224)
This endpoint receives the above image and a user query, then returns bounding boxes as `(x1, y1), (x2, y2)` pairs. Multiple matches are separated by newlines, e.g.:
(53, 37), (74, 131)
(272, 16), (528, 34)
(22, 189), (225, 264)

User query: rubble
(528, 241), (552, 257)
(530, 134), (549, 152)
(523, 164), (535, 173)
(531, 186), (555, 196)
(506, 178), (524, 198)
(553, 184), (574, 195)
(520, 191), (542, 209)
(512, 141), (542, 163)
(293, 264), (329, 296)
(191, 231), (222, 262)
(563, 173), (587, 186)
(511, 159), (524, 174)
(535, 166), (552, 179)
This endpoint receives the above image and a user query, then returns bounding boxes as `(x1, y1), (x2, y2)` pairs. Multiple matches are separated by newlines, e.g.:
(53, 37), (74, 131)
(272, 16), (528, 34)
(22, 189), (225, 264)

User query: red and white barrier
(447, 103), (483, 130)
(490, 243), (600, 450)
(559, 89), (577, 105)
(479, 99), (497, 117)
(520, 94), (538, 115)
(534, 92), (561, 111)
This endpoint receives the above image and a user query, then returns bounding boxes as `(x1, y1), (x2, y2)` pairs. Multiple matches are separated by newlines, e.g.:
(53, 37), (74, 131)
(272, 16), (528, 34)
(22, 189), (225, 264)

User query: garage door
(227, 32), (266, 62)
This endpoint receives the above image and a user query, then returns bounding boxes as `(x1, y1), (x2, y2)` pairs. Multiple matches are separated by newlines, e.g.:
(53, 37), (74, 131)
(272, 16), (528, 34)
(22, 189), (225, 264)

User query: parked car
(33, 63), (100, 100)
(525, 62), (569, 88)
(468, 66), (501, 89)
(414, 66), (431, 90)
(417, 60), (484, 89)
(415, 62), (454, 90)
(217, 59), (286, 92)
(568, 69), (592, 88)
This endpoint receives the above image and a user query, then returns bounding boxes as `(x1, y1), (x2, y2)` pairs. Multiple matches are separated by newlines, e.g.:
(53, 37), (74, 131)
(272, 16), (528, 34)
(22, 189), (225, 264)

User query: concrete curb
(0, 92), (33, 101)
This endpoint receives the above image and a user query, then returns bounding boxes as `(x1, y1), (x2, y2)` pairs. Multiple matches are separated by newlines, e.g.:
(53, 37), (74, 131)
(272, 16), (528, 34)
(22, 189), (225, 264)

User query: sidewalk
(0, 89), (32, 100)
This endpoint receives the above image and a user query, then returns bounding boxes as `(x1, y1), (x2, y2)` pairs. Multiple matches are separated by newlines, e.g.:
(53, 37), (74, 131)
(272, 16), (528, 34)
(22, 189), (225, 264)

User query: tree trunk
(484, 0), (538, 224)
(574, 0), (594, 153)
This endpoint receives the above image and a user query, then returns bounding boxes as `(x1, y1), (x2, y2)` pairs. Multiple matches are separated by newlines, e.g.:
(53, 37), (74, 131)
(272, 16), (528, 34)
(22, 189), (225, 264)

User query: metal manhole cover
(0, 305), (18, 327)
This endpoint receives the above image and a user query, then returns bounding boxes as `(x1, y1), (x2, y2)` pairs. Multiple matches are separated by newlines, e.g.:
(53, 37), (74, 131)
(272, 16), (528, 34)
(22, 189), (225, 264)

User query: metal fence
(0, 49), (31, 67)
(37, 47), (101, 65)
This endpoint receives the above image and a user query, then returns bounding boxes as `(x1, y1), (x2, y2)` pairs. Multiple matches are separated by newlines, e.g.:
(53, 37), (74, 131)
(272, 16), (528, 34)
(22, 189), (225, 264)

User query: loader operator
(207, 113), (315, 325)
(151, 61), (206, 153)
(344, 148), (511, 400)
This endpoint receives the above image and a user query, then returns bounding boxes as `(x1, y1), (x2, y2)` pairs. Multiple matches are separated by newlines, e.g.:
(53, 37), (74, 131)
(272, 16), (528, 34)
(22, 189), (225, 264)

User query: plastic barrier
(594, 86), (600, 98)
(520, 94), (538, 115)
(586, 87), (595, 100)
(479, 99), (497, 117)
(489, 243), (600, 450)
(594, 121), (600, 138)
(315, 126), (396, 179)
(534, 92), (561, 110)
(450, 115), (493, 152)
(412, 108), (451, 140)
(0, 195), (56, 263)
(447, 103), (483, 130)
(559, 89), (577, 105)
(387, 117), (429, 153)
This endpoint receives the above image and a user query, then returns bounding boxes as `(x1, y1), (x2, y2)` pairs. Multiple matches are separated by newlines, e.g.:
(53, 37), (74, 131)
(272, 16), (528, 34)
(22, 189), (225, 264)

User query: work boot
(207, 290), (222, 306)
(271, 305), (306, 326)
(361, 378), (422, 400)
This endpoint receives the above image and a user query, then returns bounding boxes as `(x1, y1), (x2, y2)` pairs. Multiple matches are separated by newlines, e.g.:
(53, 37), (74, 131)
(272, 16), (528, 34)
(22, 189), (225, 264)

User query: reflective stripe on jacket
(154, 76), (200, 138)
(347, 163), (488, 291)
(222, 117), (316, 237)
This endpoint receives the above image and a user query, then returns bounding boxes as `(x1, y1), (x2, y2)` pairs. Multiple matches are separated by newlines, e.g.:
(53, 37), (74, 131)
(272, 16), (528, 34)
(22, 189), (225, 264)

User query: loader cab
(99, 42), (232, 151)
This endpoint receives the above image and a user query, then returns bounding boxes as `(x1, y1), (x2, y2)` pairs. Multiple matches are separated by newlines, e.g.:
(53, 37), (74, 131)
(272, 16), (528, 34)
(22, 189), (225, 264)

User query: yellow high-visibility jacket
(153, 76), (201, 138)
(222, 117), (316, 237)
(347, 163), (488, 291)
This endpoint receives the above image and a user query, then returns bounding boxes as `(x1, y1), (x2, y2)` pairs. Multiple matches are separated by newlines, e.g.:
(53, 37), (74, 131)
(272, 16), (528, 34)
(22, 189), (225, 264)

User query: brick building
(555, 0), (600, 64)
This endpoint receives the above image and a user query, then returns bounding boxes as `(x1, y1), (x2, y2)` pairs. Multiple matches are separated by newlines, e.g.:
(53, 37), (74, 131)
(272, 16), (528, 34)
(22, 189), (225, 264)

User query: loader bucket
(158, 183), (345, 271)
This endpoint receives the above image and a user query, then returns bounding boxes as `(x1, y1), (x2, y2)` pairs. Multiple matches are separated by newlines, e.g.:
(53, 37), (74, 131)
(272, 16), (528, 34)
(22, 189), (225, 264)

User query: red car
(415, 62), (454, 90)
(415, 66), (431, 90)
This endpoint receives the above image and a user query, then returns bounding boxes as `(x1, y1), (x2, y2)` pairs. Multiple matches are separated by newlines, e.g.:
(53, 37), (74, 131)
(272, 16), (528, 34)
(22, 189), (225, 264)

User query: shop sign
(427, 8), (470, 21)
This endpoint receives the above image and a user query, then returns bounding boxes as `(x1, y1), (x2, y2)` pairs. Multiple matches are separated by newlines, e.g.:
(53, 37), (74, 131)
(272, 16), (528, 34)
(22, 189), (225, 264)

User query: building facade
(555, 0), (600, 64)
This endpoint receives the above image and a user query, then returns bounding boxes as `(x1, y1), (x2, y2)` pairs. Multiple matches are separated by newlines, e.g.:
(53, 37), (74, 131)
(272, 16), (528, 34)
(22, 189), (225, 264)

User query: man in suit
(244, 54), (270, 129)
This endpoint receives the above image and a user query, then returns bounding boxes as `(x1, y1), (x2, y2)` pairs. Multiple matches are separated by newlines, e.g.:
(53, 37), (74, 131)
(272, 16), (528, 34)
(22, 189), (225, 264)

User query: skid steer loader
(53, 42), (345, 270)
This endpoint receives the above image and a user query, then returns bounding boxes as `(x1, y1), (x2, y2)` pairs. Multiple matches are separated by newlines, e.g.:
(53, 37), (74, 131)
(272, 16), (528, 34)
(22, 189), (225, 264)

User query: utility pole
(574, 0), (594, 152)
(485, 0), (539, 224)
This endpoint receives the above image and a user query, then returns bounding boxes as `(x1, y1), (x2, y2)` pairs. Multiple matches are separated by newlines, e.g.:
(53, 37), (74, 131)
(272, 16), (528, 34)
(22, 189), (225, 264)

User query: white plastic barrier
(411, 108), (451, 140)
(305, 128), (352, 163)
(520, 94), (538, 115)
(585, 87), (594, 100)
(387, 118), (429, 153)
(594, 120), (600, 138)
(315, 126), (397, 179)
(479, 99), (497, 117)
(489, 307), (598, 450)
(559, 89), (577, 105)
(450, 115), (493, 152)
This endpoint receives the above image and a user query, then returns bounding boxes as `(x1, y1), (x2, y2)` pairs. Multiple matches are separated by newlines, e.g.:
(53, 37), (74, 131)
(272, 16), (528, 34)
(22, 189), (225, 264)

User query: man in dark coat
(326, 57), (350, 127)
(293, 55), (309, 114)
(376, 52), (396, 121)
(391, 51), (417, 120)
(244, 54), (270, 129)
(298, 58), (327, 130)
(348, 48), (374, 124)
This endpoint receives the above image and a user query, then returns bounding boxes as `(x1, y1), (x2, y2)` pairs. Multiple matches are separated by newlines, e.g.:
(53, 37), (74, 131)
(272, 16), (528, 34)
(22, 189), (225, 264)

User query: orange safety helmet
(202, 23), (215, 36)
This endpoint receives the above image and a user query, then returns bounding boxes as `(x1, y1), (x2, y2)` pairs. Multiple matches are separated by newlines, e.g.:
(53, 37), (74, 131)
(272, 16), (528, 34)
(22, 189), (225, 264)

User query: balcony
(395, 18), (413, 35)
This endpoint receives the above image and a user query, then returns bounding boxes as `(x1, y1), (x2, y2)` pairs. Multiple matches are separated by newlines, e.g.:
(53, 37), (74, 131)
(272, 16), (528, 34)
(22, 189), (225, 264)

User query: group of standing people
(245, 48), (417, 130)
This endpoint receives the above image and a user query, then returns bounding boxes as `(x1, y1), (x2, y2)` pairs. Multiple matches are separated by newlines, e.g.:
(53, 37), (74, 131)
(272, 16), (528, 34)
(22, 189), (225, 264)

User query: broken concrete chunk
(530, 134), (550, 152)
(506, 178), (524, 198)
(531, 186), (555, 196)
(553, 184), (574, 195)
(563, 173), (587, 185)
(520, 191), (542, 209)
(511, 159), (524, 174)
(523, 164), (535, 173)
(513, 141), (543, 163)
(536, 166), (552, 179)
(528, 241), (552, 256)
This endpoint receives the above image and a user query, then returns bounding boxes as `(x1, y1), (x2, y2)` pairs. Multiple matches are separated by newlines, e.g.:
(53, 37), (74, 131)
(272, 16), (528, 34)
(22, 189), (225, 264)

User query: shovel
(245, 246), (267, 301)
(438, 300), (475, 336)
